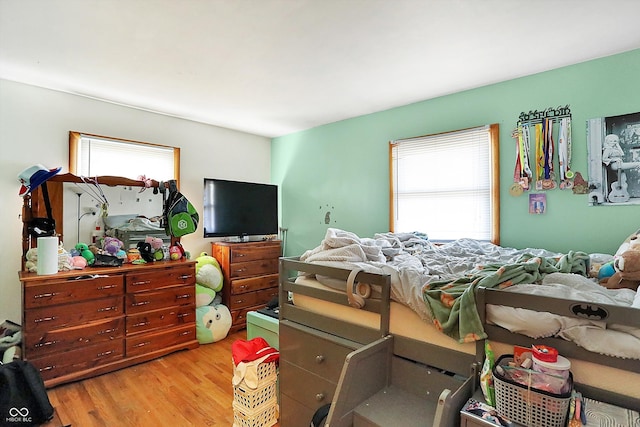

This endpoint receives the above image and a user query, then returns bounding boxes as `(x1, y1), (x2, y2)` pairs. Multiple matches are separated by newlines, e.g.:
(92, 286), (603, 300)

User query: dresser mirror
(26, 174), (167, 250)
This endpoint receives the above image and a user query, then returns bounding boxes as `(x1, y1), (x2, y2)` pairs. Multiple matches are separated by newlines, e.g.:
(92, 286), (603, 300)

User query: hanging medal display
(515, 105), (572, 193)
(511, 124), (532, 196)
(558, 116), (573, 189)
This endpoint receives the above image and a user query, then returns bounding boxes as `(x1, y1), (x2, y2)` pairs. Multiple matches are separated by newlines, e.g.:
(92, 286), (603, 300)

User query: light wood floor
(42, 330), (280, 427)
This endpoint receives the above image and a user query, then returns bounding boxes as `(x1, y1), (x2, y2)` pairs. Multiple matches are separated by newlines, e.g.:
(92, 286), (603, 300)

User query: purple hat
(18, 164), (62, 197)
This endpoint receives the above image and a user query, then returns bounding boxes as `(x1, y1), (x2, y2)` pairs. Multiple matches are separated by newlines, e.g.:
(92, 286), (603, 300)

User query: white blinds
(76, 135), (176, 181)
(391, 125), (493, 241)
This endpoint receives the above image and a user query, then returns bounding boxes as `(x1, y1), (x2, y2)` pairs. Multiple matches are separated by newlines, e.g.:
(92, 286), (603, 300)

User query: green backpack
(163, 180), (199, 238)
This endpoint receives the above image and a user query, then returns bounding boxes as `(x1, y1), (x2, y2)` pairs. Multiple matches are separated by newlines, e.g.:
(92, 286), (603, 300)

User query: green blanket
(422, 251), (590, 343)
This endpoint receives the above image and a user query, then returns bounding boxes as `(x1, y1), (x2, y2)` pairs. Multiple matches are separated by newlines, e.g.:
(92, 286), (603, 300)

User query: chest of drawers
(279, 320), (360, 426)
(212, 241), (281, 332)
(20, 260), (198, 388)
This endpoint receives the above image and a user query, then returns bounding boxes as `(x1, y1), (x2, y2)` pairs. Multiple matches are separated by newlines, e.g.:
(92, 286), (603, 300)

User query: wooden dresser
(212, 240), (281, 332)
(20, 260), (199, 388)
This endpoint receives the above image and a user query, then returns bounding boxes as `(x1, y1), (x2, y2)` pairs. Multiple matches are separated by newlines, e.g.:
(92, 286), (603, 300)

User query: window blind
(76, 135), (176, 181)
(391, 125), (493, 241)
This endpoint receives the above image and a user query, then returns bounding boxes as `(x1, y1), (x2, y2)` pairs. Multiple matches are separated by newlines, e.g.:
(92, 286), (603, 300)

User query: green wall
(272, 49), (640, 257)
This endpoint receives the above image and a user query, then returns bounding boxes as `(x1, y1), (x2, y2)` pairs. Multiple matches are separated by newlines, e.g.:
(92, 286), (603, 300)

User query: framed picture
(587, 111), (640, 205)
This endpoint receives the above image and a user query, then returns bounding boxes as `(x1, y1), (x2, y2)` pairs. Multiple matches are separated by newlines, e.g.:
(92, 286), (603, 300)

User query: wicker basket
(232, 401), (278, 427)
(234, 361), (277, 386)
(234, 378), (277, 411)
(493, 355), (571, 427)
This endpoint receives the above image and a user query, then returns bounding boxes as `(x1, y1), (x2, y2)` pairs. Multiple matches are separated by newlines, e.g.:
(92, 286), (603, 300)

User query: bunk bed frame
(279, 257), (483, 427)
(279, 257), (640, 426)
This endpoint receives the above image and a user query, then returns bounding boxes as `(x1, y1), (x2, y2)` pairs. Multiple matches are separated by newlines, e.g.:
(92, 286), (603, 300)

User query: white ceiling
(1, 0), (639, 138)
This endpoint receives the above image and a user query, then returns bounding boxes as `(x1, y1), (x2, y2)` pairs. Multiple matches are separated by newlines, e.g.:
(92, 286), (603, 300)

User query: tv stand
(212, 240), (281, 332)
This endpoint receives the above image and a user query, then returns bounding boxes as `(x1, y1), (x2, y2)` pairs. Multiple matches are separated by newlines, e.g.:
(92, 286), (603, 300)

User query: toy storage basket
(232, 401), (278, 427)
(493, 355), (571, 427)
(233, 378), (277, 411)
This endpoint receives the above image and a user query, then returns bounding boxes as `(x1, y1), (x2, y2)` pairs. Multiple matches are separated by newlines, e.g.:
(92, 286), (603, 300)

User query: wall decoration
(587, 111), (640, 205)
(512, 105), (572, 196)
(529, 193), (546, 214)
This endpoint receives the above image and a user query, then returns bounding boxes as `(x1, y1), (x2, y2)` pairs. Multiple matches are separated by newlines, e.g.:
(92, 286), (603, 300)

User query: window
(390, 124), (500, 243)
(69, 131), (180, 182)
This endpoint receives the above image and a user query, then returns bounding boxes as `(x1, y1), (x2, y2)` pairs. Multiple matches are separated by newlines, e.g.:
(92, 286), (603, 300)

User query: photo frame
(587, 111), (640, 205)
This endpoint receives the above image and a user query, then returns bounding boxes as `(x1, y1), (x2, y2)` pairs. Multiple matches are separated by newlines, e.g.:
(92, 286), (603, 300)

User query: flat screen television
(203, 178), (278, 239)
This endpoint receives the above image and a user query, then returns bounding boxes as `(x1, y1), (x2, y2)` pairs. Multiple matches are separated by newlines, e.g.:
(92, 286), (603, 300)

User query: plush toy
(103, 237), (124, 257)
(605, 249), (640, 290)
(71, 255), (87, 269)
(195, 252), (223, 292)
(169, 245), (183, 260)
(195, 284), (216, 307)
(145, 236), (165, 261)
(57, 243), (73, 271)
(25, 247), (38, 273)
(195, 303), (232, 344)
(137, 241), (154, 262)
(75, 243), (95, 265)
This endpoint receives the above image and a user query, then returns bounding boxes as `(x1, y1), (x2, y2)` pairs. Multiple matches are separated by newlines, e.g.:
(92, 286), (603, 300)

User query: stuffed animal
(25, 247), (38, 273)
(145, 236), (165, 261)
(57, 243), (73, 271)
(75, 243), (95, 265)
(103, 237), (124, 257)
(195, 284), (216, 307)
(137, 241), (154, 262)
(70, 255), (87, 269)
(169, 245), (183, 260)
(605, 248), (640, 290)
(195, 303), (232, 344)
(195, 252), (223, 292)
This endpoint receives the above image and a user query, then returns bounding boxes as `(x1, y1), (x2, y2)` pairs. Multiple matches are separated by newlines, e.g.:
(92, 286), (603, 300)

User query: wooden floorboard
(41, 330), (280, 427)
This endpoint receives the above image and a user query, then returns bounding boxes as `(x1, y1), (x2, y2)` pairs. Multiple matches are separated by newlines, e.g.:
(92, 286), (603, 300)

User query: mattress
(292, 276), (640, 401)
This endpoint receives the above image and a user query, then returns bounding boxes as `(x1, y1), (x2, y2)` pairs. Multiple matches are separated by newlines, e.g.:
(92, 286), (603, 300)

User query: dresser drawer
(24, 274), (124, 309)
(280, 322), (356, 381)
(280, 386), (329, 427)
(228, 259), (278, 278)
(24, 316), (125, 358)
(125, 284), (194, 314)
(230, 274), (279, 295)
(280, 360), (336, 409)
(126, 305), (195, 335)
(31, 340), (124, 382)
(25, 296), (124, 333)
(125, 324), (195, 357)
(230, 244), (281, 263)
(126, 266), (195, 293)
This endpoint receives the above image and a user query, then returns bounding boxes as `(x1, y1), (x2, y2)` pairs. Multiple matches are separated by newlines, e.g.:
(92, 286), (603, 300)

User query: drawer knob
(97, 284), (117, 290)
(315, 355), (325, 364)
(132, 301), (150, 307)
(315, 393), (325, 401)
(97, 350), (114, 358)
(97, 306), (118, 312)
(179, 274), (193, 280)
(34, 340), (57, 348)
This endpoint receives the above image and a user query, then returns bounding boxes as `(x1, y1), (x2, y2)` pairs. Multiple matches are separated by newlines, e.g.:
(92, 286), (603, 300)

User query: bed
(278, 228), (640, 426)
(103, 214), (171, 249)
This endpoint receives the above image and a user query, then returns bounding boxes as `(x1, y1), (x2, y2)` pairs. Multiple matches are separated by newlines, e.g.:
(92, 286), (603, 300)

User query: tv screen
(203, 178), (278, 238)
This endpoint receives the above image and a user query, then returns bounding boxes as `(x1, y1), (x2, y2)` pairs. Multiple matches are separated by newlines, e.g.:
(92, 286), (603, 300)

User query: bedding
(299, 228), (639, 360)
(291, 275), (640, 402)
(103, 214), (169, 249)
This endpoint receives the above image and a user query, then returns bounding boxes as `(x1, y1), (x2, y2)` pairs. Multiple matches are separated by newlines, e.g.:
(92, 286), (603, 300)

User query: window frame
(389, 123), (500, 244)
(68, 131), (181, 185)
